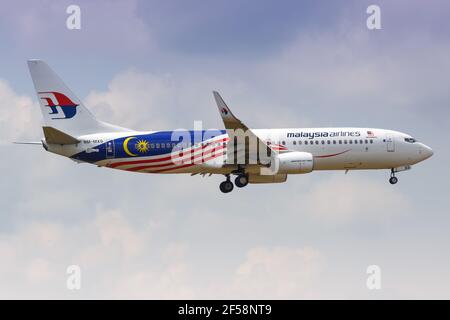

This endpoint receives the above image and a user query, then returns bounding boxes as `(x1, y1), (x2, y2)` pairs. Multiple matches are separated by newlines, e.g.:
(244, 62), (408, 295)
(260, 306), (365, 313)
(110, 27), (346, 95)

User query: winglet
(212, 91), (281, 169)
(212, 91), (247, 130)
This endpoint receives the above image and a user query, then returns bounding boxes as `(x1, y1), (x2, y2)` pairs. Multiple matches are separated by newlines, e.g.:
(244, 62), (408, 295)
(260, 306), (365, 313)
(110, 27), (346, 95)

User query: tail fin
(27, 60), (130, 136)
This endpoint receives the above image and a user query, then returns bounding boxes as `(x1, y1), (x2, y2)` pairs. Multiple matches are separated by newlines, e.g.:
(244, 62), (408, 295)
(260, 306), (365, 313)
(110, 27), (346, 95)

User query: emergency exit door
(106, 140), (115, 158)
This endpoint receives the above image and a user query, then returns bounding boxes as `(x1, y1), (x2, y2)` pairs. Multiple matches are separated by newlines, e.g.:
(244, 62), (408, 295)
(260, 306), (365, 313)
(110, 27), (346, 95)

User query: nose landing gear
(389, 169), (398, 184)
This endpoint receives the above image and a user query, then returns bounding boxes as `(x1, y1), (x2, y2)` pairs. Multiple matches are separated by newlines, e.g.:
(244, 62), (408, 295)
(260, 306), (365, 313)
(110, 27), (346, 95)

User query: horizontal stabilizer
(13, 141), (42, 145)
(43, 126), (80, 145)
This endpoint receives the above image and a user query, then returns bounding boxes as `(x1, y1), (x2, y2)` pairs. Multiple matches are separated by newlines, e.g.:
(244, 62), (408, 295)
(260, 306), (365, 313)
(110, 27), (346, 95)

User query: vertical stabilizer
(27, 59), (130, 136)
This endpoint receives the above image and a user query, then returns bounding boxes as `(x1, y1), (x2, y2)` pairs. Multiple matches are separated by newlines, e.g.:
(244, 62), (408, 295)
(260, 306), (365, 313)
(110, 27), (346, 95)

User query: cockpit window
(404, 137), (416, 143)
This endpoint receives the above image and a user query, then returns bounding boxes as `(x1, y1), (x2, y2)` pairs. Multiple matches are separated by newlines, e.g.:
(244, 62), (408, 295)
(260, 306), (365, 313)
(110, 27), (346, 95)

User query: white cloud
(25, 258), (51, 283)
(0, 214), (327, 299)
(0, 79), (40, 143)
(0, 207), (192, 299)
(112, 243), (194, 299)
(230, 246), (324, 299)
(303, 174), (411, 224)
(94, 209), (147, 258)
(83, 67), (313, 132)
(85, 69), (176, 130)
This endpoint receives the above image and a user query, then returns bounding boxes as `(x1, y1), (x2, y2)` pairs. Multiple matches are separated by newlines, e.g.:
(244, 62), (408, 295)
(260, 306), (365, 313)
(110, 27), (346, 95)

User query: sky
(0, 0), (449, 299)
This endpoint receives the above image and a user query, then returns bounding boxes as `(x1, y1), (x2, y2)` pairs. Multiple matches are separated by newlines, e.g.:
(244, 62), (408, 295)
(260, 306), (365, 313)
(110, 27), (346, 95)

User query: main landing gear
(234, 174), (249, 188)
(219, 174), (249, 193)
(389, 168), (398, 185)
(219, 175), (234, 193)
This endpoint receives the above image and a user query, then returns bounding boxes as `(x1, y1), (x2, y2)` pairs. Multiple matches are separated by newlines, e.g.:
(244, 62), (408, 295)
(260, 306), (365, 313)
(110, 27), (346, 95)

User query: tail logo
(38, 91), (78, 119)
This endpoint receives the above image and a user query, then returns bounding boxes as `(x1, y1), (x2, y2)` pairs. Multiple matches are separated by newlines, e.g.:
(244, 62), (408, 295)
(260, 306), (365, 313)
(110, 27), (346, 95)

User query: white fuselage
(45, 127), (433, 175)
(253, 128), (432, 170)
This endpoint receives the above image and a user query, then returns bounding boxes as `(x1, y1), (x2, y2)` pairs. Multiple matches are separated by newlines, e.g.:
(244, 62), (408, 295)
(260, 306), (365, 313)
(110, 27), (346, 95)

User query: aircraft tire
(235, 175), (249, 188)
(389, 176), (398, 184)
(220, 180), (234, 193)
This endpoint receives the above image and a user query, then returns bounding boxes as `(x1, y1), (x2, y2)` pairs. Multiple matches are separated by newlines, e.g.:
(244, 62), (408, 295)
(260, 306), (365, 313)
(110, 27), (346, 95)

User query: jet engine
(275, 151), (314, 174)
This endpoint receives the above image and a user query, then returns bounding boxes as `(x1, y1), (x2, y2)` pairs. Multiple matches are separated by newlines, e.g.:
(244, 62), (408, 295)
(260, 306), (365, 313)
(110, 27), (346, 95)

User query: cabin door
(386, 136), (395, 152)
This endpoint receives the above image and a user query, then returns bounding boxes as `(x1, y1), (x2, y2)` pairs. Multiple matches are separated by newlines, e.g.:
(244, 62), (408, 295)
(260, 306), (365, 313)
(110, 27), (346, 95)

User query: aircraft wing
(212, 91), (278, 166)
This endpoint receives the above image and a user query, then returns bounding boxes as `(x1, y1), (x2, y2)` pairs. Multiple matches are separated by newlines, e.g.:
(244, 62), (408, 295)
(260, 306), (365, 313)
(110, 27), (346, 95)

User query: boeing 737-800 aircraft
(21, 60), (433, 193)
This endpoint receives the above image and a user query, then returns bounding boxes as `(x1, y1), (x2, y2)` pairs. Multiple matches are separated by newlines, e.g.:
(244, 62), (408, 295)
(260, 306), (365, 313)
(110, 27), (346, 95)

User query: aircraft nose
(419, 144), (433, 160)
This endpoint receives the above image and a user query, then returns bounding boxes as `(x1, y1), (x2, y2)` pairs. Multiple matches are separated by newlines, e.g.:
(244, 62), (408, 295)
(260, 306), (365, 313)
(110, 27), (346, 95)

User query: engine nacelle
(248, 173), (287, 184)
(276, 151), (313, 174)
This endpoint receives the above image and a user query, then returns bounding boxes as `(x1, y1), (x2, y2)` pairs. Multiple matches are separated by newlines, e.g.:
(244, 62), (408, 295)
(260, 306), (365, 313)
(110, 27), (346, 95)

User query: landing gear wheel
(219, 180), (234, 193)
(389, 176), (398, 185)
(389, 168), (398, 185)
(235, 174), (249, 188)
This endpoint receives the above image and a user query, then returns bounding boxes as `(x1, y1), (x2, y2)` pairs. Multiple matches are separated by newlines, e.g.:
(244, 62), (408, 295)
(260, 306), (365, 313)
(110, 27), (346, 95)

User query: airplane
(19, 60), (433, 193)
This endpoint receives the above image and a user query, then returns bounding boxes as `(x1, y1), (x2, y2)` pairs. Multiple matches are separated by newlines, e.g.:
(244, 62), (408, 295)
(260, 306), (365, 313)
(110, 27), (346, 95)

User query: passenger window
(360, 139), (363, 144)
(333, 140), (336, 144)
(150, 143), (155, 148)
(327, 140), (330, 144)
(339, 140), (342, 144)
(282, 141), (286, 145)
(293, 141), (296, 145)
(156, 143), (160, 148)
(349, 140), (352, 144)
(315, 140), (319, 145)
(299, 141), (302, 145)
(344, 140), (347, 144)
(305, 141), (308, 145)
(370, 140), (373, 144)
(321, 140), (325, 144)
(365, 140), (368, 144)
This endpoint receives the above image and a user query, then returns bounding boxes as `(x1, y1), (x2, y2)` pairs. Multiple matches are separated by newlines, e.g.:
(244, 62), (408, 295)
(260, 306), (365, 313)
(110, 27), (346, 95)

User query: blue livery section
(71, 130), (226, 163)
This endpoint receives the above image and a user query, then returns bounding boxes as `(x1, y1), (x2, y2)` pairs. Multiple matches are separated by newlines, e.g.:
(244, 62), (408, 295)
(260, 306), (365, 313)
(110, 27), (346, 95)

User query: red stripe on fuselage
(126, 144), (226, 172)
(151, 149), (225, 173)
(314, 149), (351, 158)
(109, 137), (228, 168)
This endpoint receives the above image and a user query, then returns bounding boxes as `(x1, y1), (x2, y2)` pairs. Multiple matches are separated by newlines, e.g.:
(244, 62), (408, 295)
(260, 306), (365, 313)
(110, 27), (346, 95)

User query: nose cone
(419, 144), (433, 160)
